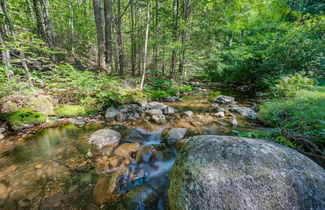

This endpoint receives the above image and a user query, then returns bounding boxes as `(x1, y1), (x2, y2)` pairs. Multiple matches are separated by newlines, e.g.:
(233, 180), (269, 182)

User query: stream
(0, 87), (262, 209)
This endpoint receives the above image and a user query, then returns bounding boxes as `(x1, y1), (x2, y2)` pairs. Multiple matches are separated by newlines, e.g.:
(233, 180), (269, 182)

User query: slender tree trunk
(20, 48), (33, 87)
(130, 0), (136, 75)
(0, 0), (13, 36)
(104, 0), (113, 72)
(152, 0), (159, 70)
(116, 0), (124, 76)
(32, 0), (45, 40)
(0, 26), (12, 74)
(178, 0), (189, 78)
(170, 0), (179, 79)
(68, 0), (75, 56)
(39, 0), (53, 47)
(140, 0), (151, 90)
(93, 0), (107, 70)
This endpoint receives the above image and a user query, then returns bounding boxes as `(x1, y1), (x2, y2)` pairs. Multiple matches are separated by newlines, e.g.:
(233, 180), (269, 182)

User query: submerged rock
(87, 128), (121, 149)
(230, 106), (257, 120)
(0, 133), (4, 140)
(213, 95), (235, 104)
(114, 142), (141, 158)
(136, 145), (157, 163)
(122, 185), (159, 209)
(169, 135), (325, 210)
(162, 128), (187, 145)
(105, 107), (119, 121)
(93, 167), (129, 205)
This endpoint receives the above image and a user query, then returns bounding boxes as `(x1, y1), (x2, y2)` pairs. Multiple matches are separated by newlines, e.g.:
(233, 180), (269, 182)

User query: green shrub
(178, 85), (193, 93)
(55, 105), (86, 117)
(7, 108), (46, 130)
(122, 89), (147, 104)
(148, 90), (170, 101)
(269, 74), (314, 98)
(258, 89), (325, 146)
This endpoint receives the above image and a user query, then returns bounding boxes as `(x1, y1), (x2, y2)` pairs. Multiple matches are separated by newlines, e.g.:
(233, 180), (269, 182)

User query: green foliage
(122, 90), (147, 104)
(258, 88), (325, 145)
(7, 108), (46, 130)
(239, 130), (296, 148)
(203, 10), (324, 89)
(178, 85), (193, 93)
(269, 73), (315, 98)
(55, 105), (86, 117)
(148, 90), (170, 101)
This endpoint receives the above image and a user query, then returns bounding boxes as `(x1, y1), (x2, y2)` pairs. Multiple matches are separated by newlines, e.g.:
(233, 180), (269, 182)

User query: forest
(0, 0), (324, 209)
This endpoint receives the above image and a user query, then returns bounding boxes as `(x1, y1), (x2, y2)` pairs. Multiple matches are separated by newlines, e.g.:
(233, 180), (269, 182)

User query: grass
(55, 105), (87, 117)
(258, 88), (325, 147)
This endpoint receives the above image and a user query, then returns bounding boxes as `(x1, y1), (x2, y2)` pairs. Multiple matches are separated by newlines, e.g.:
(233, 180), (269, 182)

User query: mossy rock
(7, 108), (46, 130)
(55, 105), (86, 117)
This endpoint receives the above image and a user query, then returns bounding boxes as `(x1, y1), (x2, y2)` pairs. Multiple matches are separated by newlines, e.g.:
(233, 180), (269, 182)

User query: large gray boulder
(87, 128), (121, 149)
(230, 106), (257, 120)
(169, 135), (325, 210)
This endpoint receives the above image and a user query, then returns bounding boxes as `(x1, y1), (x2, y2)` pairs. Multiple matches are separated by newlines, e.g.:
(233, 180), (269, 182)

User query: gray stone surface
(213, 95), (235, 104)
(230, 106), (257, 120)
(169, 135), (325, 210)
(162, 128), (187, 145)
(105, 107), (119, 120)
(87, 128), (121, 149)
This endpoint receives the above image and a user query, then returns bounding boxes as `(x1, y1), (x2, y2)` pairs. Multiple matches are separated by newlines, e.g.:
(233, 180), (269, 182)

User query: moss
(55, 105), (86, 117)
(7, 108), (46, 130)
(122, 90), (147, 104)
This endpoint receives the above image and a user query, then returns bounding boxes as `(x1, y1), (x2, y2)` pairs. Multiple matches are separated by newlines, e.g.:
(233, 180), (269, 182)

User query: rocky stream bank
(0, 85), (324, 209)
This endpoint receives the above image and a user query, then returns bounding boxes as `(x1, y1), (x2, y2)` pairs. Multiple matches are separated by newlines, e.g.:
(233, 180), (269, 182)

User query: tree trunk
(93, 0), (107, 70)
(0, 0), (13, 35)
(130, 0), (136, 75)
(170, 0), (179, 79)
(39, 0), (53, 47)
(152, 0), (159, 70)
(116, 0), (124, 76)
(178, 0), (189, 78)
(68, 0), (75, 56)
(104, 0), (113, 72)
(0, 26), (12, 74)
(140, 0), (151, 90)
(32, 0), (45, 40)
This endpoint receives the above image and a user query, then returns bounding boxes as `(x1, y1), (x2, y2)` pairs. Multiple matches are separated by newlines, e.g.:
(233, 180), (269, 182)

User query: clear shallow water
(0, 88), (258, 209)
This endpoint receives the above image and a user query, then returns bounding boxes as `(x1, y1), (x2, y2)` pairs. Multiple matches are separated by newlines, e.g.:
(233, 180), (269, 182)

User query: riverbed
(0, 88), (266, 209)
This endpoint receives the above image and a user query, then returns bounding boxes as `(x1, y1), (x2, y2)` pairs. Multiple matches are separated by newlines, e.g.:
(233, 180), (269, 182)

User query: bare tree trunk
(20, 48), (33, 87)
(140, 0), (151, 90)
(130, 0), (136, 75)
(152, 0), (159, 70)
(170, 0), (179, 79)
(68, 0), (75, 57)
(0, 26), (12, 75)
(104, 0), (113, 72)
(93, 0), (107, 70)
(0, 0), (13, 36)
(178, 0), (189, 78)
(32, 0), (45, 40)
(39, 0), (53, 47)
(116, 0), (124, 76)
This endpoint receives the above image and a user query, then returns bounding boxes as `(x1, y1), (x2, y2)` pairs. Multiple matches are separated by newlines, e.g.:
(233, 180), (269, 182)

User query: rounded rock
(169, 135), (325, 210)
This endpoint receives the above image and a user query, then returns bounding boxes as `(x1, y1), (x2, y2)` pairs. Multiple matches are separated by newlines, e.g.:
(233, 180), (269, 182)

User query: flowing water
(0, 87), (260, 209)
